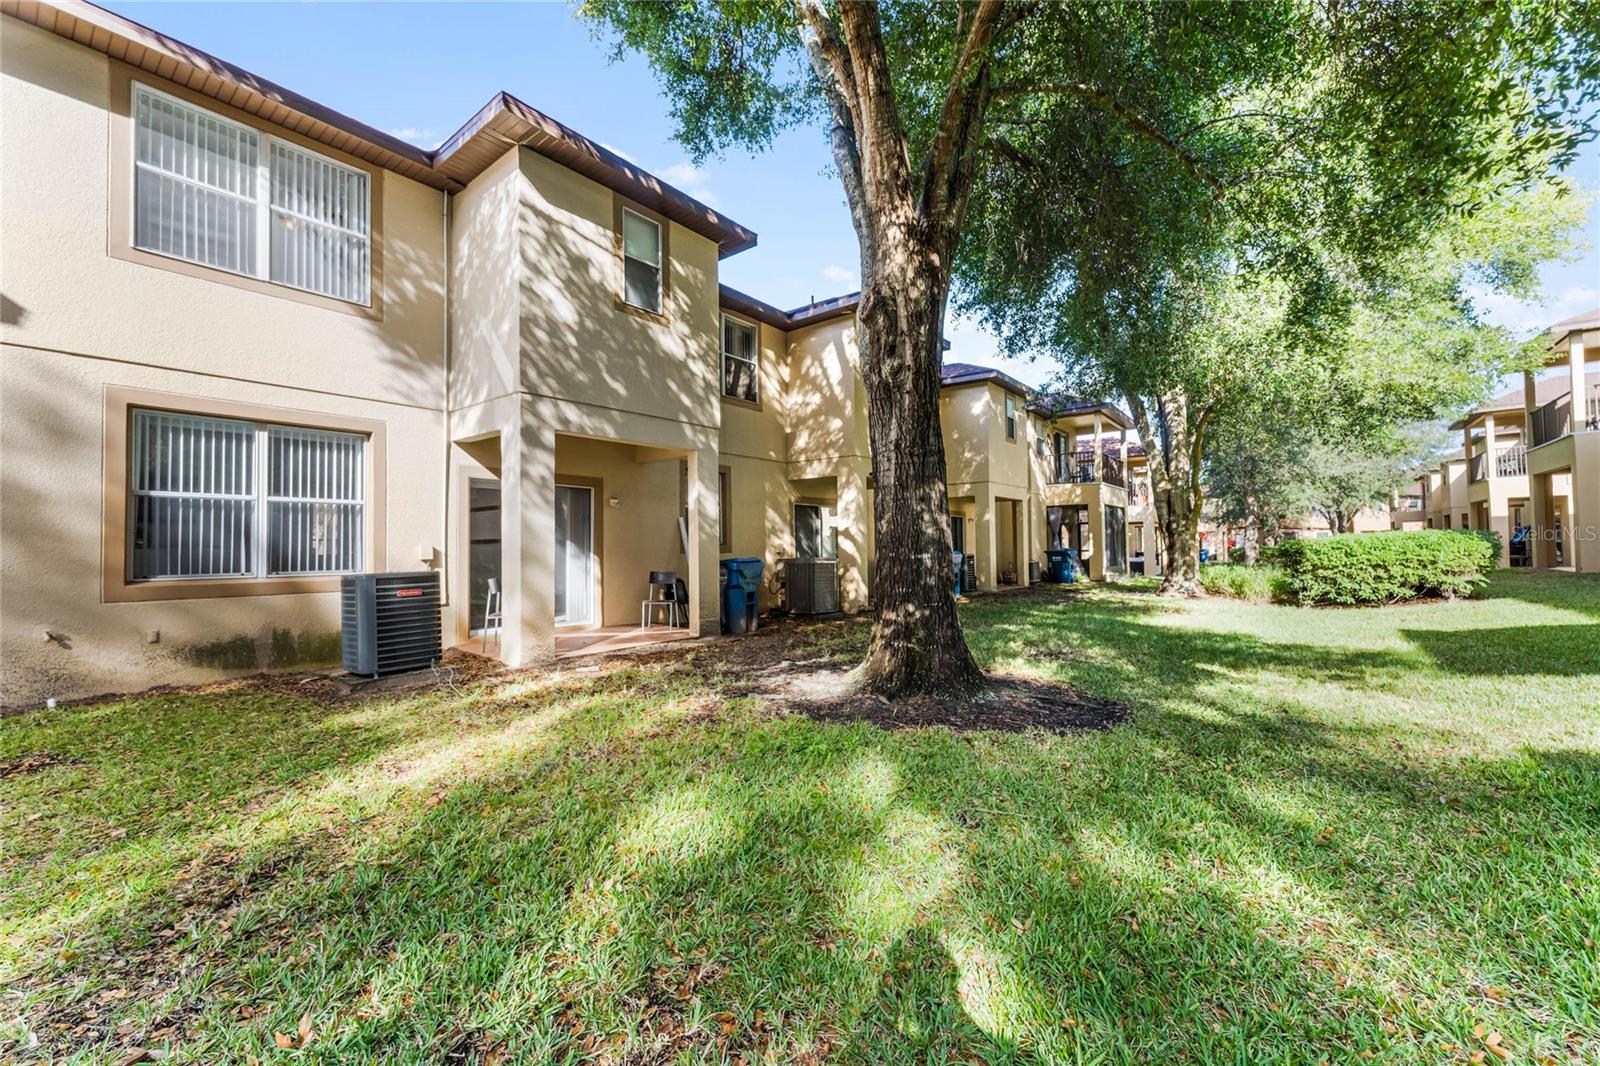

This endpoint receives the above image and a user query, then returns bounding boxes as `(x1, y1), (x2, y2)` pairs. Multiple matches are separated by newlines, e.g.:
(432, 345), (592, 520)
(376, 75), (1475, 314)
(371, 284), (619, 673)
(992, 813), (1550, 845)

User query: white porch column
(1572, 334), (1588, 431)
(836, 461), (871, 612)
(973, 485), (998, 591)
(1484, 412), (1497, 479)
(1093, 413), (1105, 481)
(505, 402), (555, 667)
(686, 444), (720, 637)
(1524, 369), (1538, 442)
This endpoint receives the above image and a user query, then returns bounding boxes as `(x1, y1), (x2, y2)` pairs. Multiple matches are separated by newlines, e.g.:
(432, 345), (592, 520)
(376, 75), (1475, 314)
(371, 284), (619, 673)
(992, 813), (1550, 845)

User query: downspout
(440, 187), (453, 618)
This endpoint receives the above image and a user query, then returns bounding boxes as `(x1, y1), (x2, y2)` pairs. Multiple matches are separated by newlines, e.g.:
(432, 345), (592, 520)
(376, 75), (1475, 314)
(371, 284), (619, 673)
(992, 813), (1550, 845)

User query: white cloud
(1471, 282), (1600, 335)
(821, 264), (856, 285)
(656, 162), (720, 207)
(600, 142), (639, 164)
(385, 127), (437, 145)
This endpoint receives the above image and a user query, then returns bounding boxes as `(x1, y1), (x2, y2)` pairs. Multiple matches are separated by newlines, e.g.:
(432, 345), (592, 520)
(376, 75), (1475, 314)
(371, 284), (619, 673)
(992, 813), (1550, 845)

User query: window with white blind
(132, 83), (371, 305)
(621, 208), (662, 314)
(129, 409), (365, 581)
(721, 315), (759, 403)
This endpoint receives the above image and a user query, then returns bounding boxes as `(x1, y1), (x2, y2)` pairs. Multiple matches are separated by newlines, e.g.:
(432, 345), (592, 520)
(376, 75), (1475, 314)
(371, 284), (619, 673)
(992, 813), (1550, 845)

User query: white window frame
(721, 314), (760, 404)
(128, 408), (367, 582)
(1005, 394), (1018, 440)
(130, 81), (372, 306)
(620, 207), (663, 314)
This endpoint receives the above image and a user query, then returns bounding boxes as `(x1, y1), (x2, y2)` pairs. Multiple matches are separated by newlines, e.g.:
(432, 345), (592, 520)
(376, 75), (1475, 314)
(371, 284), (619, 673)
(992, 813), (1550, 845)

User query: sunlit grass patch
(2, 571), (1597, 1063)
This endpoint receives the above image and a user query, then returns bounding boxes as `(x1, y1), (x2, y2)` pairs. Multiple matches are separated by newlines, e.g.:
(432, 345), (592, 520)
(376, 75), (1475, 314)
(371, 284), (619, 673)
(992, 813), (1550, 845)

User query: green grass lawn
(3, 572), (1597, 1064)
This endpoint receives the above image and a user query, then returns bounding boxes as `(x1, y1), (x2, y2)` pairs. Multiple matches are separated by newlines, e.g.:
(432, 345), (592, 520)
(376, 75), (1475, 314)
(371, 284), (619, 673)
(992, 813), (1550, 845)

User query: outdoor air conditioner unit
(783, 557), (841, 616)
(341, 571), (442, 677)
(1028, 560), (1041, 584)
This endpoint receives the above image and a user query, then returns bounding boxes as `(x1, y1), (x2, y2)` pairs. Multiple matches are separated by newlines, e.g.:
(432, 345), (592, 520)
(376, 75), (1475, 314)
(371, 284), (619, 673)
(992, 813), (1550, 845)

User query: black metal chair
(641, 570), (687, 629)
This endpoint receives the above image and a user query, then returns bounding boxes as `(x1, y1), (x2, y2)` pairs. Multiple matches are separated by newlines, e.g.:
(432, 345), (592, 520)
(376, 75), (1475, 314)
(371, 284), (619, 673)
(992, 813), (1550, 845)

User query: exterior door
(468, 478), (501, 636)
(554, 484), (594, 626)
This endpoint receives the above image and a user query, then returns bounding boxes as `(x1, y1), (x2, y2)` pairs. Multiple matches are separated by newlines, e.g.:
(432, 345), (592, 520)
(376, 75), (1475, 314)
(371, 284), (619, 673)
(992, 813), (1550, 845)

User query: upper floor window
(1005, 395), (1018, 440)
(722, 316), (759, 404)
(129, 408), (365, 580)
(132, 83), (371, 305)
(621, 208), (663, 314)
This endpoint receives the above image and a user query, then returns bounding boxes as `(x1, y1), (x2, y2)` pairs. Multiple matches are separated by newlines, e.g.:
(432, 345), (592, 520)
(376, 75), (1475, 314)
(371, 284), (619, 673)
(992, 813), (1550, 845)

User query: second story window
(132, 83), (371, 305)
(722, 316), (759, 403)
(1005, 395), (1018, 440)
(621, 208), (663, 314)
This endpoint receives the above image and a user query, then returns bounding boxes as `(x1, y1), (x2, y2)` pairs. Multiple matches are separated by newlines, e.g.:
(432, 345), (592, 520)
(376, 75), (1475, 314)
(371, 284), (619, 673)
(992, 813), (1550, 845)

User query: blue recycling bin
(952, 550), (965, 596)
(1044, 547), (1078, 583)
(719, 557), (764, 634)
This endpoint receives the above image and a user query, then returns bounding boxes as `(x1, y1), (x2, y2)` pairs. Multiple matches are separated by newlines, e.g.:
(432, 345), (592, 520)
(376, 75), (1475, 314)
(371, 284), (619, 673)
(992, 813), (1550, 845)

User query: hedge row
(1273, 530), (1497, 605)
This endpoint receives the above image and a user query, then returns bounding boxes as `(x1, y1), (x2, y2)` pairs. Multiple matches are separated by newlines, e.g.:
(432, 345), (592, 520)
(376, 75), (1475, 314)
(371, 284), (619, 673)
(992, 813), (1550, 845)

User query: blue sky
(106, 1), (1598, 390)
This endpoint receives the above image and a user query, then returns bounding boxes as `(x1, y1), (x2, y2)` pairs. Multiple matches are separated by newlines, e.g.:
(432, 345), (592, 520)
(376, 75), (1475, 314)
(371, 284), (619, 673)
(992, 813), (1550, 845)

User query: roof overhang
(718, 285), (860, 329)
(1546, 308), (1600, 355)
(4, 0), (758, 257)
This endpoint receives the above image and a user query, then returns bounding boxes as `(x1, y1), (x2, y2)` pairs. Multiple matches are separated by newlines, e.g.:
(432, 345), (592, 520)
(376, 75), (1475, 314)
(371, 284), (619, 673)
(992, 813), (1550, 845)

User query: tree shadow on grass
(1401, 624), (1600, 677)
(7, 591), (1599, 1063)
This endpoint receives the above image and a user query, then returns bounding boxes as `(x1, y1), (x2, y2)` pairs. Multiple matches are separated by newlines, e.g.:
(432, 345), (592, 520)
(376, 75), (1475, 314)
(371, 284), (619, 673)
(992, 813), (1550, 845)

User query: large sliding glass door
(554, 484), (594, 626)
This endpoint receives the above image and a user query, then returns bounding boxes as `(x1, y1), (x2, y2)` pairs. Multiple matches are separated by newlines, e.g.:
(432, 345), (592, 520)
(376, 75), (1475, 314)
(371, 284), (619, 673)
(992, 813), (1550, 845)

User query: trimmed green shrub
(1200, 563), (1289, 602)
(1274, 530), (1495, 605)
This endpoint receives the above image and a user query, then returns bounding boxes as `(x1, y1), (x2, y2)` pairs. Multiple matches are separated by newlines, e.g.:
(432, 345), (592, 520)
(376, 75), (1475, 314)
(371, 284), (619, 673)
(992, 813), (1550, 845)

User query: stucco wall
(0, 22), (448, 706)
(516, 149), (722, 432)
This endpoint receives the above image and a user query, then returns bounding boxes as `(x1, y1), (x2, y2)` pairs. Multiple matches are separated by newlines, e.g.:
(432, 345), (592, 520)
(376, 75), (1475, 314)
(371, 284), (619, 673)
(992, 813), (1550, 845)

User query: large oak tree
(581, 0), (1599, 687)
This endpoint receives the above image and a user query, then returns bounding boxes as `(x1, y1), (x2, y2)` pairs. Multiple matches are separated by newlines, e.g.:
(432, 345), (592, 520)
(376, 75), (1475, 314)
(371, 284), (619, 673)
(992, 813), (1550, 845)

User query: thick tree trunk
(794, 0), (1001, 697)
(1128, 388), (1205, 596)
(856, 263), (985, 696)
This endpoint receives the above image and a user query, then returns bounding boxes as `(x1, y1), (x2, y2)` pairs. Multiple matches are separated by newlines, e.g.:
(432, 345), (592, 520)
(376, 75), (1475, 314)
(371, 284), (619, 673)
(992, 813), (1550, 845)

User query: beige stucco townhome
(10, 0), (1151, 707)
(1450, 376), (1573, 567)
(1524, 308), (1600, 572)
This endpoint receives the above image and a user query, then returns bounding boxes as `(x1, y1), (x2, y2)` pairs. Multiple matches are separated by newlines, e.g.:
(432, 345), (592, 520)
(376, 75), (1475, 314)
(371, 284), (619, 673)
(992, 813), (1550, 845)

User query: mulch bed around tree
(795, 674), (1131, 733)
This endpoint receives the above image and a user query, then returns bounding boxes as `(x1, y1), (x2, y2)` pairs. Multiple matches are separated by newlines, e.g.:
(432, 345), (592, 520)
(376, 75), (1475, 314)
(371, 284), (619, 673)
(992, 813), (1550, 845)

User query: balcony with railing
(1101, 452), (1126, 488)
(1048, 457), (1095, 484)
(1531, 384), (1600, 447)
(1495, 444), (1526, 477)
(1397, 495), (1425, 512)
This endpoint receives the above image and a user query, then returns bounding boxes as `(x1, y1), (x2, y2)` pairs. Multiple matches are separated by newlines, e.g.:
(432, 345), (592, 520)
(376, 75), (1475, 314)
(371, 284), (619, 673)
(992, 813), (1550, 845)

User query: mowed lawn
(3, 573), (1597, 1064)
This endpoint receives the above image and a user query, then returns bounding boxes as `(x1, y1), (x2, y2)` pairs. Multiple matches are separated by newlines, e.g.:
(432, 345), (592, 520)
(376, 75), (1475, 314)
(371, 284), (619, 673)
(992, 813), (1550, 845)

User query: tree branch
(991, 81), (1225, 195)
(922, 0), (1006, 217)
(793, 0), (872, 255)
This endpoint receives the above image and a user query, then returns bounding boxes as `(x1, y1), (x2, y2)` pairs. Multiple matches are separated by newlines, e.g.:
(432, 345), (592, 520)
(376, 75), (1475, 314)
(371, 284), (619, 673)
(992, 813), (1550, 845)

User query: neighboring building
(1450, 376), (1569, 567)
(1389, 479), (1428, 531)
(1028, 395), (1142, 582)
(1524, 308), (1599, 572)
(1417, 449), (1470, 532)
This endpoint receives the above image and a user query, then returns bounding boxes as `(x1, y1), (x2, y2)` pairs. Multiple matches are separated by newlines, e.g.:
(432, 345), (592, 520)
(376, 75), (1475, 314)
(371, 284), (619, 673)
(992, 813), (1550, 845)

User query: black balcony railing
(1531, 394), (1572, 447)
(1101, 452), (1126, 488)
(1532, 385), (1600, 446)
(1048, 454), (1129, 487)
(1049, 458), (1095, 484)
(1495, 444), (1526, 477)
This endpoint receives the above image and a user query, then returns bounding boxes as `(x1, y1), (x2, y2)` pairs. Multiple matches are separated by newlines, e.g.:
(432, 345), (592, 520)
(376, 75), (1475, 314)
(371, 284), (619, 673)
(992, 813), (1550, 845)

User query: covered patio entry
(448, 400), (721, 667)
